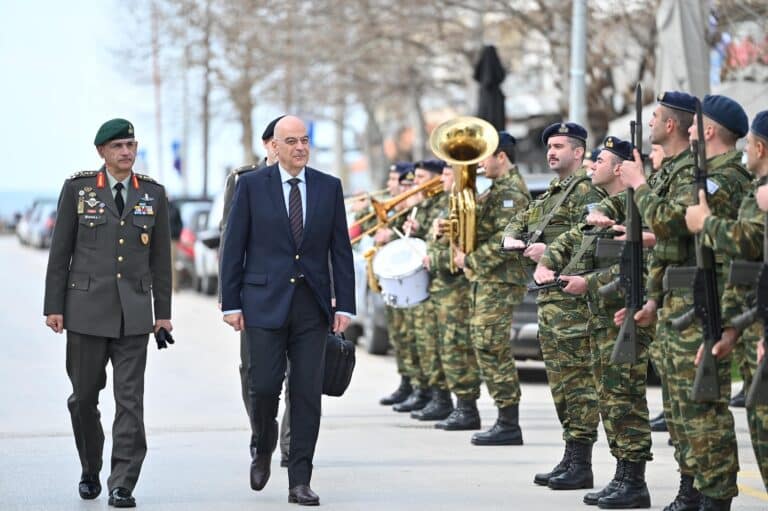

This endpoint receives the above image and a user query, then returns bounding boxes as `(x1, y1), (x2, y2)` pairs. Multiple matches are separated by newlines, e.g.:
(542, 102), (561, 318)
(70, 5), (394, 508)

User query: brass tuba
(429, 116), (498, 272)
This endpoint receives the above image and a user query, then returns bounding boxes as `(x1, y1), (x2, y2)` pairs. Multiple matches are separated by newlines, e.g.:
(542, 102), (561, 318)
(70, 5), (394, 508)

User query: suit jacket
(44, 168), (172, 338)
(220, 164), (355, 329)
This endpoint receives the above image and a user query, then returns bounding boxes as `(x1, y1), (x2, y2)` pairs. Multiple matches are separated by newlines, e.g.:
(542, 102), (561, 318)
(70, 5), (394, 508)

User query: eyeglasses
(276, 136), (310, 146)
(107, 140), (138, 151)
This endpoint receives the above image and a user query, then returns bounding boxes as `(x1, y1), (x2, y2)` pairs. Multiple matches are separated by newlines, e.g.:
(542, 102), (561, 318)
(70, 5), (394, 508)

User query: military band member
(618, 94), (752, 510)
(685, 110), (768, 492)
(452, 132), (532, 445)
(540, 137), (654, 508)
(44, 119), (172, 508)
(504, 122), (605, 489)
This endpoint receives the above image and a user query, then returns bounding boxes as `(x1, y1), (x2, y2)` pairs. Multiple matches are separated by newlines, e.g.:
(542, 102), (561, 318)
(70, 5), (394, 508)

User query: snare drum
(372, 237), (429, 308)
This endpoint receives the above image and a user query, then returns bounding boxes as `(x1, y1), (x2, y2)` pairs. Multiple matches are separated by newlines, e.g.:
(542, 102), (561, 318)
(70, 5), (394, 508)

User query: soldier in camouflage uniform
(541, 137), (654, 508)
(618, 94), (752, 510)
(426, 167), (483, 431)
(503, 122), (605, 489)
(685, 110), (768, 492)
(452, 132), (532, 445)
(405, 160), (454, 421)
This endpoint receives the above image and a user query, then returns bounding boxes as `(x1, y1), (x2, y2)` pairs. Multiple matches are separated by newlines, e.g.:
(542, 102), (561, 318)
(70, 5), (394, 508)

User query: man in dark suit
(220, 115), (355, 506)
(43, 118), (172, 508)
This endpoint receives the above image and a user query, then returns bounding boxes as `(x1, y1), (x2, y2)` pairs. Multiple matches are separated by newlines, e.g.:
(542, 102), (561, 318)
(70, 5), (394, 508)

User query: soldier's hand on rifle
(523, 242), (547, 262)
(559, 275), (587, 295)
(695, 326), (738, 366)
(586, 211), (615, 228)
(533, 264), (556, 285)
(759, 337), (765, 364)
(684, 190), (710, 234)
(618, 149), (646, 190)
(502, 236), (526, 250)
(615, 300), (656, 327)
(641, 230), (657, 248)
(757, 184), (768, 212)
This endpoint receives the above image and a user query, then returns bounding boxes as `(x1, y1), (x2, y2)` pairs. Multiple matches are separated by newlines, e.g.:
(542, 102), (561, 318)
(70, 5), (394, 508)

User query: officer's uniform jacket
(44, 167), (172, 338)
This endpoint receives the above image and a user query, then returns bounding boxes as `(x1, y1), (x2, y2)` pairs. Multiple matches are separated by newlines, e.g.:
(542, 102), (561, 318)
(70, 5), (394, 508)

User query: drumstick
(392, 225), (426, 259)
(404, 207), (418, 238)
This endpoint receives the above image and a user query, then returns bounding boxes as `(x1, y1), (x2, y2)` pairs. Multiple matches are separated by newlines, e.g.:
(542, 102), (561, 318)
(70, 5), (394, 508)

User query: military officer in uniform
(44, 118), (172, 508)
(219, 116), (293, 468)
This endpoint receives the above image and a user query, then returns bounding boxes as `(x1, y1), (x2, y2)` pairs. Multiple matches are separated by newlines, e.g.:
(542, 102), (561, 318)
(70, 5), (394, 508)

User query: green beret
(94, 118), (135, 146)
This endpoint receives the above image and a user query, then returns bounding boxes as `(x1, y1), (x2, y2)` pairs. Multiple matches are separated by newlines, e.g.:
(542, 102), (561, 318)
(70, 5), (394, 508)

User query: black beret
(541, 122), (588, 145)
(94, 118), (134, 146)
(498, 131), (517, 147)
(390, 162), (415, 183)
(602, 136), (632, 161)
(415, 159), (447, 174)
(588, 148), (601, 161)
(702, 94), (749, 138)
(261, 115), (286, 141)
(751, 110), (768, 141)
(656, 91), (697, 114)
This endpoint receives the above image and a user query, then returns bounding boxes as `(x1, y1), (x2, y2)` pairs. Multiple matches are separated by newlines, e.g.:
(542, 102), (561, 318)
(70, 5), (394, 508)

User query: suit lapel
(267, 165), (295, 246)
(302, 168), (319, 246)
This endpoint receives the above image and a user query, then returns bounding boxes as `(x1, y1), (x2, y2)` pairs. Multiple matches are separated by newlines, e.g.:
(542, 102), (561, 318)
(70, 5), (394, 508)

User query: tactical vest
(525, 174), (592, 244)
(651, 152), (696, 264)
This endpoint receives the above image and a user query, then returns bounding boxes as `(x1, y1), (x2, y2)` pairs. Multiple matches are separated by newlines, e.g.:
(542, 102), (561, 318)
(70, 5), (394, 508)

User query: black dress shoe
(250, 452), (272, 491)
(78, 474), (101, 500)
(108, 487), (136, 508)
(288, 484), (320, 506)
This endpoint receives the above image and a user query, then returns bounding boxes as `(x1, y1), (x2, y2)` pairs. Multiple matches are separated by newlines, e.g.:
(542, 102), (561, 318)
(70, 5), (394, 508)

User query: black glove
(155, 327), (175, 350)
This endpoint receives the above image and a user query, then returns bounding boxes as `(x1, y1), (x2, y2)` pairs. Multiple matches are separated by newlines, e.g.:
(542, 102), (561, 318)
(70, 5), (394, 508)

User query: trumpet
(350, 175), (443, 244)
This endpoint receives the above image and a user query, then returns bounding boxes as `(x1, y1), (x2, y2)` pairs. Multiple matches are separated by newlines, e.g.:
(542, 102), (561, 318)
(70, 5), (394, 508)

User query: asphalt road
(0, 236), (765, 510)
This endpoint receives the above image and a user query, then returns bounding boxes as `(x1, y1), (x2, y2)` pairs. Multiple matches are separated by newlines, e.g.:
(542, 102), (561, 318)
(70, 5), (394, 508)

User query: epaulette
(68, 170), (99, 180)
(234, 164), (259, 176)
(134, 173), (158, 184)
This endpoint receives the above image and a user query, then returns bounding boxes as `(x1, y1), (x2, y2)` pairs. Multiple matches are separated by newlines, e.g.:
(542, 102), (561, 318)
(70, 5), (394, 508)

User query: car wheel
(195, 276), (203, 293)
(202, 276), (217, 296)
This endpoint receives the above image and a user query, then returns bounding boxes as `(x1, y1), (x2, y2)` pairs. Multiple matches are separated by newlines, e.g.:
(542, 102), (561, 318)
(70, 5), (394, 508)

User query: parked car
(171, 197), (213, 288)
(193, 191), (225, 295)
(17, 198), (57, 248)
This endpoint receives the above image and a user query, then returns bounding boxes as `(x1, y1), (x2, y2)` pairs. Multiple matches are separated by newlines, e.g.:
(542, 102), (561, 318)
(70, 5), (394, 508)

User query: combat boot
(597, 460), (651, 509)
(698, 496), (731, 510)
(584, 459), (626, 505)
(411, 388), (453, 420)
(379, 376), (412, 405)
(662, 474), (700, 511)
(470, 404), (523, 445)
(436, 398), (481, 430)
(548, 441), (593, 490)
(649, 412), (668, 432)
(534, 441), (573, 486)
(392, 387), (430, 412)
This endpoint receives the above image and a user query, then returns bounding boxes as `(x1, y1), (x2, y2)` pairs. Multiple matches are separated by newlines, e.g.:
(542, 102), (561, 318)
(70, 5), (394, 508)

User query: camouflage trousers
(538, 296), (599, 444)
(436, 282), (480, 401)
(588, 321), (652, 462)
(658, 292), (738, 499)
(741, 323), (768, 491)
(386, 305), (426, 387)
(385, 305), (407, 376)
(412, 297), (448, 390)
(469, 282), (524, 408)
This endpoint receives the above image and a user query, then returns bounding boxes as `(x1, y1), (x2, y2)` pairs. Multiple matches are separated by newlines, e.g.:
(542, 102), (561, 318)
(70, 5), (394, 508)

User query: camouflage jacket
(465, 167), (531, 284)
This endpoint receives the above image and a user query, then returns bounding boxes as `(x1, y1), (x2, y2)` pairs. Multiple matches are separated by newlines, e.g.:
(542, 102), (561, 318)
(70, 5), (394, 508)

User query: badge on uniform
(706, 178), (719, 195)
(503, 199), (515, 208)
(141, 233), (150, 245)
(134, 204), (154, 215)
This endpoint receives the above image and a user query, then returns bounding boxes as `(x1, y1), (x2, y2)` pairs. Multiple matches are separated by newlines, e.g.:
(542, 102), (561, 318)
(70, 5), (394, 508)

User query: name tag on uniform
(706, 178), (719, 195)
(503, 199), (515, 208)
(134, 204), (154, 215)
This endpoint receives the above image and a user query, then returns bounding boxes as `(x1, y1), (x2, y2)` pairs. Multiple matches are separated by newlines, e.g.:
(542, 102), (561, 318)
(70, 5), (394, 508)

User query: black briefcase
(323, 332), (355, 397)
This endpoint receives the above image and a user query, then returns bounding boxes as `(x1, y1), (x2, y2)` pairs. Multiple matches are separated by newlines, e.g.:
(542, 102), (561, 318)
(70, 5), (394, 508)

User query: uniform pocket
(138, 275), (152, 293)
(132, 214), (156, 231)
(77, 215), (106, 244)
(244, 273), (267, 285)
(67, 272), (90, 291)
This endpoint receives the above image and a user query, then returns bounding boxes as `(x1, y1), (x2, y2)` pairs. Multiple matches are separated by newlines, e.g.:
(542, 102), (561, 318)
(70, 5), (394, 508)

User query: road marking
(738, 483), (768, 501)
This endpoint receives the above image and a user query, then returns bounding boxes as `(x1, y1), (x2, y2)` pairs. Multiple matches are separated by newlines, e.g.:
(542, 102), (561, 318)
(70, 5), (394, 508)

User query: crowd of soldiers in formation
(351, 91), (768, 511)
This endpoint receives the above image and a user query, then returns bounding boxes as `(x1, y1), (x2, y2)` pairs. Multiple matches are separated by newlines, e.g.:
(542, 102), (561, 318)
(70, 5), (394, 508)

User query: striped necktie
(288, 178), (303, 245)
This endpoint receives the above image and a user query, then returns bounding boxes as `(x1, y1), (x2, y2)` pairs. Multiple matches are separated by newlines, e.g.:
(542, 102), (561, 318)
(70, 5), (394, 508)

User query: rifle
(599, 83), (645, 364)
(728, 212), (768, 407)
(663, 99), (722, 402)
(526, 269), (594, 293)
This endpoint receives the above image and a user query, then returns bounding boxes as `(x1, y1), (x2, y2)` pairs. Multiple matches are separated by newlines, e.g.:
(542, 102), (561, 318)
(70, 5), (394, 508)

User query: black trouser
(239, 332), (291, 459)
(246, 281), (327, 487)
(66, 331), (148, 492)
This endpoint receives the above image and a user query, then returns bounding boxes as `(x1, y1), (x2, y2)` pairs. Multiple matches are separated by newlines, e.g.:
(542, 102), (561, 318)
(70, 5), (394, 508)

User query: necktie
(114, 182), (125, 216)
(288, 178), (303, 245)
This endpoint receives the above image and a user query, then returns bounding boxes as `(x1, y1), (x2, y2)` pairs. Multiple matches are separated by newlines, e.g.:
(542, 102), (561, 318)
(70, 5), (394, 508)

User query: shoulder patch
(706, 178), (720, 195)
(134, 173), (158, 183)
(235, 164), (259, 176)
(503, 199), (515, 208)
(68, 170), (98, 180)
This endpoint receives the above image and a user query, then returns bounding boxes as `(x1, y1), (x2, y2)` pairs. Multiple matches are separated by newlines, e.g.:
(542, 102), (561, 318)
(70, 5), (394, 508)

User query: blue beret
(541, 122), (588, 145)
(261, 115), (286, 141)
(588, 148), (601, 161)
(702, 94), (748, 138)
(602, 136), (632, 161)
(657, 91), (697, 114)
(94, 118), (134, 146)
(498, 131), (517, 147)
(751, 110), (768, 141)
(416, 159), (447, 174)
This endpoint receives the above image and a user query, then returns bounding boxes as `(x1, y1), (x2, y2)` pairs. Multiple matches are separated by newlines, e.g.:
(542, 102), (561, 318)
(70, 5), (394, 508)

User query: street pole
(568, 0), (588, 129)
